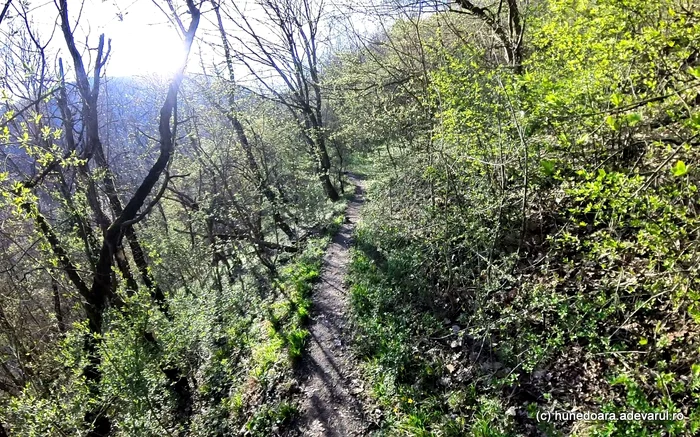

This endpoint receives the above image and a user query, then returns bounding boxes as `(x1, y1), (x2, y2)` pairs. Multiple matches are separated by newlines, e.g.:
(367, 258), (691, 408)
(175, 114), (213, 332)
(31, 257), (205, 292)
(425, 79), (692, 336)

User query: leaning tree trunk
(55, 0), (202, 435)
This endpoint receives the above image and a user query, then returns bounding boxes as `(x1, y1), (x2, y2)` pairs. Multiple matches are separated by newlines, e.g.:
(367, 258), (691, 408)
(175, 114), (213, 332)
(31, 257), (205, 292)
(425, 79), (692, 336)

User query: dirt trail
(296, 176), (368, 437)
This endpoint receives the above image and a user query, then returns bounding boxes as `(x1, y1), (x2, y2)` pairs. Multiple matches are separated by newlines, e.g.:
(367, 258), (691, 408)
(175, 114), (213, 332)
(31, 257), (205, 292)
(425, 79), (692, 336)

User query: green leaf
(626, 113), (642, 126)
(610, 92), (624, 107)
(672, 160), (688, 177)
(605, 115), (617, 131)
(540, 159), (555, 176)
(689, 112), (700, 129)
(639, 337), (648, 346)
(689, 67), (700, 79)
(692, 363), (700, 379)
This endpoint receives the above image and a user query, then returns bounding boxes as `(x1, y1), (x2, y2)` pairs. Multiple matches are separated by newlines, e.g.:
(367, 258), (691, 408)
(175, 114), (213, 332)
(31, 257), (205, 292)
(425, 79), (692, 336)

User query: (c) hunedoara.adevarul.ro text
(535, 410), (685, 423)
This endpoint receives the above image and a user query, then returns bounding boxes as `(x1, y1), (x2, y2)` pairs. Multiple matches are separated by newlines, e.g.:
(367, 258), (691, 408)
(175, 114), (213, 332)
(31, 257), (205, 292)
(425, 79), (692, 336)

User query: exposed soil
(295, 176), (369, 437)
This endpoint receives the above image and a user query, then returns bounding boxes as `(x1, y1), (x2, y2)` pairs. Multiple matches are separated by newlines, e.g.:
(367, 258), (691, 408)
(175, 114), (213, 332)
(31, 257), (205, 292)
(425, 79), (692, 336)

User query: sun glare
(110, 27), (187, 78)
(100, 2), (188, 78)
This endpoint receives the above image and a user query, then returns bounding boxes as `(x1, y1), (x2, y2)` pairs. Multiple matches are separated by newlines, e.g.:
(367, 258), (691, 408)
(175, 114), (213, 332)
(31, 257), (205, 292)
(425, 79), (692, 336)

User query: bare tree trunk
(453, 0), (524, 72)
(321, 173), (340, 201)
(221, 0), (341, 201)
(51, 277), (66, 335)
(213, 1), (298, 239)
(54, 1), (201, 434)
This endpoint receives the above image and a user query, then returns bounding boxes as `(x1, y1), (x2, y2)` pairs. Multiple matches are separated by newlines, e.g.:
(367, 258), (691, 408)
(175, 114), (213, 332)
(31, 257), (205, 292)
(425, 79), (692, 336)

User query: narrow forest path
(296, 175), (369, 437)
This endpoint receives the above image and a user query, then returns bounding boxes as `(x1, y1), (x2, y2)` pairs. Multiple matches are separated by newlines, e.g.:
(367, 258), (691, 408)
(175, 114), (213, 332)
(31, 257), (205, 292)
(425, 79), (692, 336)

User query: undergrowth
(341, 0), (700, 435)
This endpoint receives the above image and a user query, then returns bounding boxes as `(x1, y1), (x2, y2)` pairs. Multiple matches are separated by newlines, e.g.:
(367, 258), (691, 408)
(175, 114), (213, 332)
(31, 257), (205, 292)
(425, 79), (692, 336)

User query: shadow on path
(295, 175), (368, 437)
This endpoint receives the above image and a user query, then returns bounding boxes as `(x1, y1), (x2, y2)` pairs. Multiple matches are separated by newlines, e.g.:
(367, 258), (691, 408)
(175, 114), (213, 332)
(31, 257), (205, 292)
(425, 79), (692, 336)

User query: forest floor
(295, 175), (370, 436)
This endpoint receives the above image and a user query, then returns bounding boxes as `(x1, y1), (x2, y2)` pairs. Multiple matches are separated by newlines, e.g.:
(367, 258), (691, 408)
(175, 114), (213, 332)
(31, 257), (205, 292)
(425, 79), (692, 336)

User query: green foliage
(5, 339), (91, 436)
(672, 160), (688, 177)
(286, 328), (309, 360)
(326, 214), (345, 235)
(340, 0), (700, 435)
(1, 221), (332, 437)
(583, 371), (700, 436)
(245, 402), (298, 436)
(5, 0), (700, 434)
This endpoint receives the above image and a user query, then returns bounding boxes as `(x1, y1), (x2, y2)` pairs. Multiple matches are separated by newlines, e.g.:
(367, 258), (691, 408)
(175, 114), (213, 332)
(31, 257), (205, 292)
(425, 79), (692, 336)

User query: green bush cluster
(342, 0), (700, 435)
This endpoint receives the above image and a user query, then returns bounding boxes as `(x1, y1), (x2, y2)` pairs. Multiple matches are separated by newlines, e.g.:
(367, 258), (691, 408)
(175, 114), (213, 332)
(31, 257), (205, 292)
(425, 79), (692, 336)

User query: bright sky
(89, 1), (189, 77)
(8, 0), (189, 77)
(1, 0), (397, 80)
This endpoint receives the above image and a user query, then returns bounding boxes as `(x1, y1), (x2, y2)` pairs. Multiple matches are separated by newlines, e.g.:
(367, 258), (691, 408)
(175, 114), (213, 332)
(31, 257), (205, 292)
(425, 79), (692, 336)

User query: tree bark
(51, 277), (67, 334)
